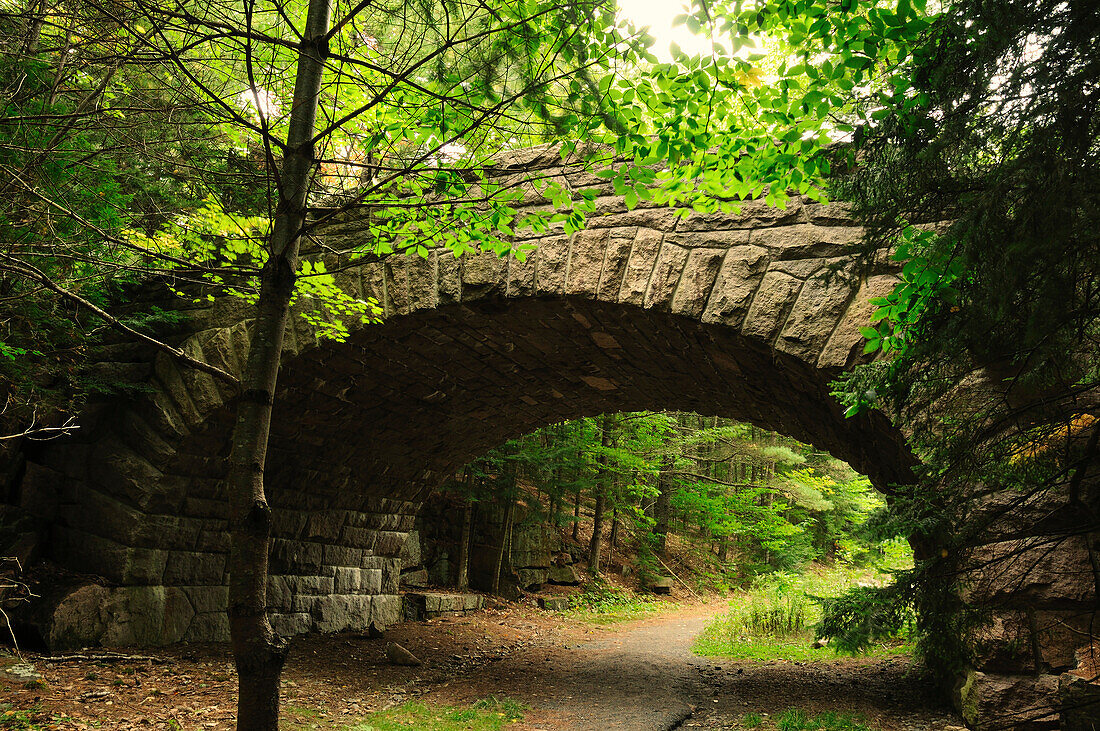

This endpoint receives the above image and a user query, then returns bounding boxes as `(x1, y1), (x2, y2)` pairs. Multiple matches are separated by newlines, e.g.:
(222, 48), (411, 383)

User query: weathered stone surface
(972, 609), (1098, 673)
(650, 577), (673, 595)
(270, 612), (312, 638)
(312, 594), (372, 633)
(372, 594), (401, 627)
(700, 246), (770, 327)
(403, 591), (485, 620)
(956, 670), (1061, 729)
(818, 274), (898, 368)
(643, 243), (689, 310)
(399, 530), (421, 569)
(671, 249), (725, 318)
(335, 566), (362, 593)
(597, 229), (637, 300)
(963, 535), (1097, 608)
(618, 228), (664, 305)
(675, 198), (802, 231)
(461, 252), (507, 299)
(534, 235), (570, 295)
(548, 564), (580, 585)
(1059, 674), (1100, 730)
(776, 265), (858, 361)
(741, 271), (803, 343)
(42, 584), (110, 651)
(94, 586), (195, 647)
(399, 568), (429, 587)
(515, 567), (548, 590)
(566, 229), (610, 297)
(162, 550), (226, 586)
(751, 224), (860, 260)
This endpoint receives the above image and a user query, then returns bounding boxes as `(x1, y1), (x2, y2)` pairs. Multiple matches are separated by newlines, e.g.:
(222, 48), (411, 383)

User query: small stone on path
(385, 642), (422, 666)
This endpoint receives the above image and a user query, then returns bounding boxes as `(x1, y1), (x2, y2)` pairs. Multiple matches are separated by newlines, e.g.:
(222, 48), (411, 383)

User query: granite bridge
(6, 146), (1097, 727)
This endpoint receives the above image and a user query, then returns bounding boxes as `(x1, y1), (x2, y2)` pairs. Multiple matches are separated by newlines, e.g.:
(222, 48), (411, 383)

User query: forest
(0, 0), (1097, 728)
(439, 412), (893, 590)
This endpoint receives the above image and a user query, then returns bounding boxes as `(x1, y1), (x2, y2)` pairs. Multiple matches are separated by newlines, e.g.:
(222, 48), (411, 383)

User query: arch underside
(175, 296), (915, 505)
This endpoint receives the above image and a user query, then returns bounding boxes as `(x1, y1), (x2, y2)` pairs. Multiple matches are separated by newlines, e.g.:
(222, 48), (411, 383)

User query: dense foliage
(444, 411), (893, 590)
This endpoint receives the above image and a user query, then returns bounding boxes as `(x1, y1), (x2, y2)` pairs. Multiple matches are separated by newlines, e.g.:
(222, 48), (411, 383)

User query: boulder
(537, 596), (571, 611)
(956, 669), (1060, 729)
(1059, 673), (1100, 730)
(385, 642), (422, 666)
(548, 565), (580, 586)
(514, 568), (548, 590)
(650, 577), (673, 595)
(34, 583), (109, 651)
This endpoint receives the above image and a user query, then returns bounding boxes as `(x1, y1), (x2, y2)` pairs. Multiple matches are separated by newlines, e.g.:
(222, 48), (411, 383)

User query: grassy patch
(731, 709), (876, 730)
(692, 634), (906, 662)
(562, 580), (667, 625)
(350, 697), (524, 731)
(693, 564), (912, 661)
(284, 698), (525, 731)
(775, 708), (875, 730)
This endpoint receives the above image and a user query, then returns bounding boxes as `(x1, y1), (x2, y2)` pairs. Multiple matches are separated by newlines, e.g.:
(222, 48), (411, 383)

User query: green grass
(351, 697), (524, 731)
(561, 579), (667, 625)
(285, 698), (525, 731)
(731, 709), (876, 730)
(692, 634), (906, 662)
(775, 709), (874, 730)
(693, 563), (913, 661)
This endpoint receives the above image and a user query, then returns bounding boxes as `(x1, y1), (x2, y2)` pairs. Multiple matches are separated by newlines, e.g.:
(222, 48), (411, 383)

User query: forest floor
(0, 595), (965, 731)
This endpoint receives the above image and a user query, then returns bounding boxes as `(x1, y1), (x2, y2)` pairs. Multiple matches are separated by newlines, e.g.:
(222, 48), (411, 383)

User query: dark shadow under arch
(203, 296), (919, 505)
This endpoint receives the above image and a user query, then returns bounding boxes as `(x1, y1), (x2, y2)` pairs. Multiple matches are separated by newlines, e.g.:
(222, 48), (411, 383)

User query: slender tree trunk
(654, 456), (673, 556)
(225, 3), (330, 729)
(492, 465), (517, 595)
(492, 498), (515, 594)
(608, 507), (619, 567)
(549, 464), (562, 525)
(588, 487), (605, 574)
(572, 486), (581, 542)
(456, 497), (473, 591)
(588, 414), (613, 574)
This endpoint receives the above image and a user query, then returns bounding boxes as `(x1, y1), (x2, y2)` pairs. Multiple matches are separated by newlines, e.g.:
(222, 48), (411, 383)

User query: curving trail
(418, 601), (961, 731)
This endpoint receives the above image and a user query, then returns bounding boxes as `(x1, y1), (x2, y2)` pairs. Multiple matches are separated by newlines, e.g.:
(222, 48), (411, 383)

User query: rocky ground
(0, 596), (963, 730)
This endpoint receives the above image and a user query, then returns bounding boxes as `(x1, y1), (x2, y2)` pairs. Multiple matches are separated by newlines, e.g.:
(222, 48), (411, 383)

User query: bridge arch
(10, 149), (1095, 727)
(19, 182), (914, 646)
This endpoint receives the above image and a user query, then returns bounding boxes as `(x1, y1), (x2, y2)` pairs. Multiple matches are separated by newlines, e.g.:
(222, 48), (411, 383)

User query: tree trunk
(225, 3), (330, 729)
(588, 414), (612, 574)
(654, 456), (673, 556)
(572, 486), (581, 542)
(492, 497), (515, 595)
(608, 507), (619, 567)
(492, 464), (517, 595)
(456, 497), (473, 591)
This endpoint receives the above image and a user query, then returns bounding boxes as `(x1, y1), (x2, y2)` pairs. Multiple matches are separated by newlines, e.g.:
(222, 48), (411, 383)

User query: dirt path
(0, 598), (964, 730)
(424, 602), (720, 730)
(417, 601), (962, 731)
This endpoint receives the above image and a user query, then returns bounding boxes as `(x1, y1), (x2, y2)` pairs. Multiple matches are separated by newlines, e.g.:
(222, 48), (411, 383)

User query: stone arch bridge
(7, 147), (1096, 727)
